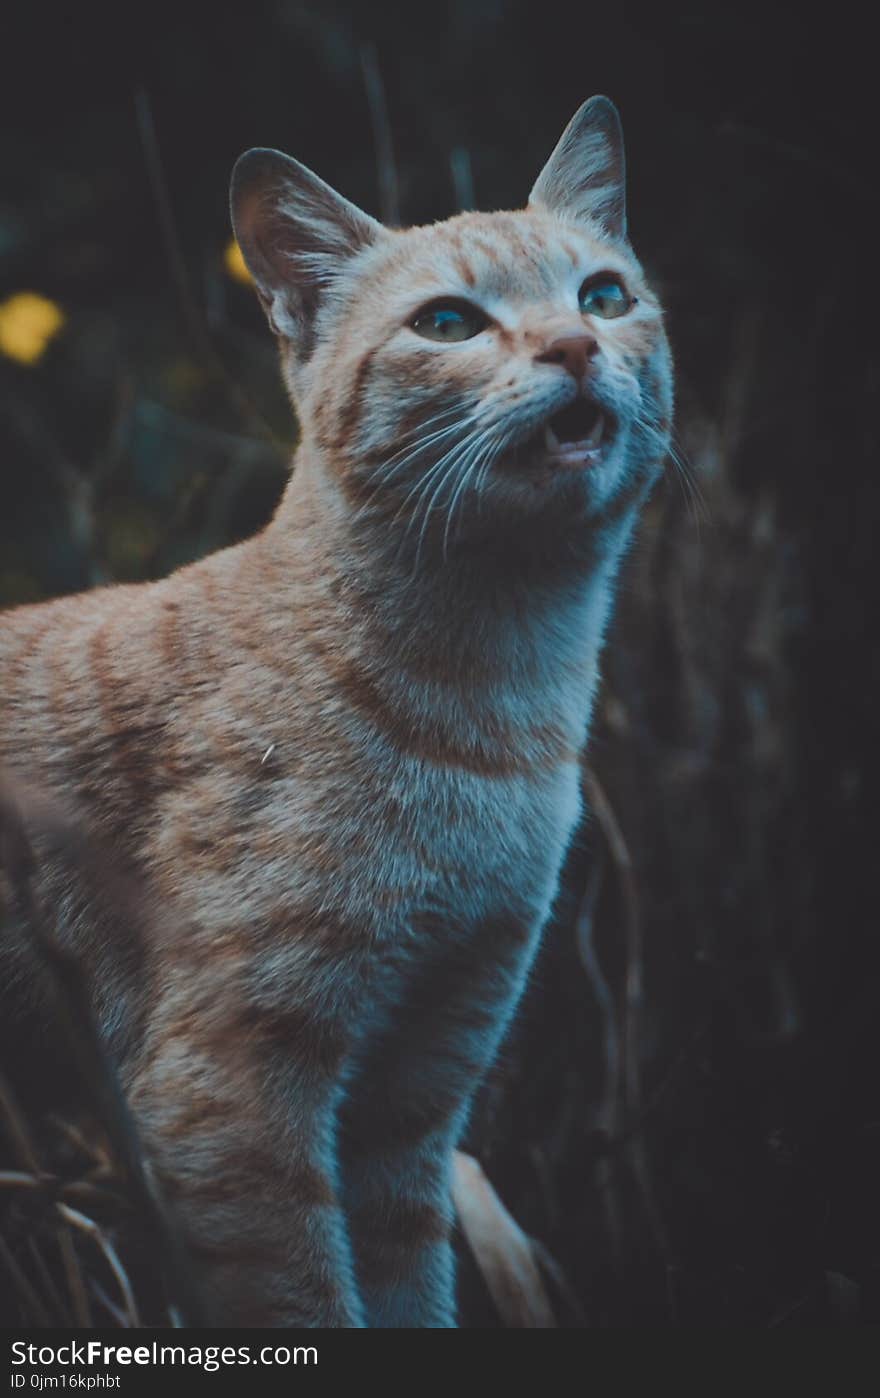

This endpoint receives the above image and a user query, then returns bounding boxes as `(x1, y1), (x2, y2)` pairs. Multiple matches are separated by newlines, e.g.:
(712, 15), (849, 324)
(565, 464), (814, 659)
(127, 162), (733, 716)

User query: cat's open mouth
(542, 397), (614, 463)
(508, 396), (617, 479)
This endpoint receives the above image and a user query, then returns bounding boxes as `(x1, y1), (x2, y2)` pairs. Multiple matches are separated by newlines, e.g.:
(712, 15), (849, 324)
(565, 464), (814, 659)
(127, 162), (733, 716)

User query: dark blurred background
(1, 1), (878, 1326)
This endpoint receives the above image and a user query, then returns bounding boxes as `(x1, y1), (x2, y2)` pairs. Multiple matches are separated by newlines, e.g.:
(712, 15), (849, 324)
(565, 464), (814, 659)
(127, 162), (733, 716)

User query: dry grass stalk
(452, 1150), (557, 1328)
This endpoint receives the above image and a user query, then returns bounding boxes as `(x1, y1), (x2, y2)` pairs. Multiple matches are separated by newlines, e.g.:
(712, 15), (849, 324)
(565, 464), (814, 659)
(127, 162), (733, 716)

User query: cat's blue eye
(410, 300), (488, 342)
(578, 277), (632, 320)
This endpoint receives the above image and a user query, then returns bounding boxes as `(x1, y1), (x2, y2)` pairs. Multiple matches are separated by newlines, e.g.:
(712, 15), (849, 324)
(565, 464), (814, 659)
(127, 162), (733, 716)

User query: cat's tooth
(544, 424), (560, 453)
(585, 414), (604, 448)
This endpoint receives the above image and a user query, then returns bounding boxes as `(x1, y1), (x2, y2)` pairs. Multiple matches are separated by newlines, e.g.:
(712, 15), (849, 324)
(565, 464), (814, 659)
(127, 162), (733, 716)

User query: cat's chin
(499, 438), (624, 515)
(480, 449), (633, 541)
(480, 421), (661, 537)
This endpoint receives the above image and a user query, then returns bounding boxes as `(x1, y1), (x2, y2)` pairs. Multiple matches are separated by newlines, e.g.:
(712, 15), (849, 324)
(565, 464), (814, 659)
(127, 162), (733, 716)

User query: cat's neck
(259, 445), (635, 759)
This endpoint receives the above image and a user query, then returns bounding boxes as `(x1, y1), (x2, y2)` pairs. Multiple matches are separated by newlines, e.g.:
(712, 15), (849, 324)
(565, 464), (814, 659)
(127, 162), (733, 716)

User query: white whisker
(350, 409), (476, 525)
(407, 440), (475, 572)
(441, 426), (504, 560)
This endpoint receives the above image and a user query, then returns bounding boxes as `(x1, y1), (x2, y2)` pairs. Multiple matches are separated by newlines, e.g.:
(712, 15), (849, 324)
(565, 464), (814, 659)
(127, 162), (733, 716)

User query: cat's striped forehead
(344, 207), (643, 321)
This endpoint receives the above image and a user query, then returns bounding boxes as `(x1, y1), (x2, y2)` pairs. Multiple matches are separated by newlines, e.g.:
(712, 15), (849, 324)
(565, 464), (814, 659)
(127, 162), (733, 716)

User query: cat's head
(231, 97), (672, 563)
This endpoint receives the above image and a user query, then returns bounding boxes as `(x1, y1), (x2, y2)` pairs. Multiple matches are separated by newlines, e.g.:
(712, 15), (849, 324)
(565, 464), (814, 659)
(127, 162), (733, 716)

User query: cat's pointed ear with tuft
(529, 96), (627, 240)
(230, 149), (385, 354)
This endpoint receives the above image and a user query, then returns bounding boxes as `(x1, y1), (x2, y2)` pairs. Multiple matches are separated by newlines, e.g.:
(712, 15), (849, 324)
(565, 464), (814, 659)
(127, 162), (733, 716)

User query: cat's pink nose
(535, 333), (599, 383)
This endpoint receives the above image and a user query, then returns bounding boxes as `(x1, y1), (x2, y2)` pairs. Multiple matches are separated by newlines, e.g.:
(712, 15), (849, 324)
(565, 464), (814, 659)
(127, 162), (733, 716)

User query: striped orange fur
(0, 97), (672, 1326)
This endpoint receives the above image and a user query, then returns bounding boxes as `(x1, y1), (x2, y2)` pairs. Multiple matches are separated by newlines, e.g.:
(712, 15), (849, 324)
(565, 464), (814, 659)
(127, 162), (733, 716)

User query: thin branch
(0, 1169), (44, 1191)
(57, 1223), (92, 1327)
(581, 767), (642, 1123)
(28, 1236), (72, 1325)
(359, 43), (400, 225)
(450, 147), (475, 212)
(57, 1202), (140, 1327)
(133, 87), (283, 448)
(0, 1072), (43, 1178)
(530, 1238), (587, 1327)
(573, 840), (624, 1267)
(134, 87), (218, 365)
(89, 1276), (129, 1327)
(582, 765), (668, 1256)
(0, 1235), (51, 1326)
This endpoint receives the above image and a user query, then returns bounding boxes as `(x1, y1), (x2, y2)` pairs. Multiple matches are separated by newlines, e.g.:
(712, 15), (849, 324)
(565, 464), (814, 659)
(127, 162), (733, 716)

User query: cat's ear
(230, 148), (384, 351)
(529, 96), (627, 240)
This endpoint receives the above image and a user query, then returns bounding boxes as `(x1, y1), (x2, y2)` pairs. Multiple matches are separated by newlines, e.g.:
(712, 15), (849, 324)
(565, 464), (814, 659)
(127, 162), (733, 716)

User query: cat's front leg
(340, 914), (541, 1327)
(342, 1127), (458, 1327)
(127, 977), (365, 1328)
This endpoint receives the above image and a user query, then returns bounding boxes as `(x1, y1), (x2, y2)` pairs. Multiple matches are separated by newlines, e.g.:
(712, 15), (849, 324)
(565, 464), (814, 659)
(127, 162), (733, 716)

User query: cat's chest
(343, 753), (583, 1033)
(341, 744), (583, 932)
(156, 675), (585, 943)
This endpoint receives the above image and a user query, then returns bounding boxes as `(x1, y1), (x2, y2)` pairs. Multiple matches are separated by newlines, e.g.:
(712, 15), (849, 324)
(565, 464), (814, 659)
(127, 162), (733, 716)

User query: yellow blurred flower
(0, 292), (66, 366)
(224, 239), (253, 285)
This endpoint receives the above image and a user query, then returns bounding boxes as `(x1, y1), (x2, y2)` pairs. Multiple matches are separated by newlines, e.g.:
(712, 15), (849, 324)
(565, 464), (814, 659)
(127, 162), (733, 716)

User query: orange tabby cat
(0, 97), (672, 1326)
